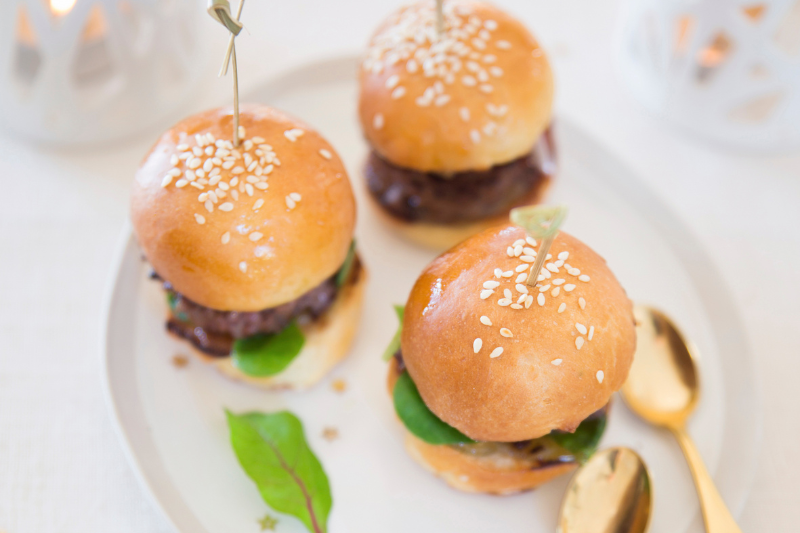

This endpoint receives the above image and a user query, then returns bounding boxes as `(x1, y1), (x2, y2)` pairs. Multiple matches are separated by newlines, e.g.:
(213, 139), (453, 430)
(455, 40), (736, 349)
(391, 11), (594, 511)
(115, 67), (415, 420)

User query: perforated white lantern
(616, 0), (800, 152)
(0, 0), (203, 145)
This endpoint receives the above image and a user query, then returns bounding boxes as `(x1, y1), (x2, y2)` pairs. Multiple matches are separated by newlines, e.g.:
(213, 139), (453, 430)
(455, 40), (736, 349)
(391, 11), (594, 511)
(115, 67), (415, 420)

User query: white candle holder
(616, 0), (800, 152)
(0, 0), (204, 145)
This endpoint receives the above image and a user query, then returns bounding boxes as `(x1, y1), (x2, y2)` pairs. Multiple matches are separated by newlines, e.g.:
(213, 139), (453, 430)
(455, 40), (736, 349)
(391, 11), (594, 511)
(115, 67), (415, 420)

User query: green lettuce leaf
(393, 371), (474, 445)
(166, 292), (188, 322)
(548, 411), (608, 463)
(381, 305), (404, 361)
(226, 410), (331, 533)
(231, 323), (305, 377)
(335, 240), (357, 288)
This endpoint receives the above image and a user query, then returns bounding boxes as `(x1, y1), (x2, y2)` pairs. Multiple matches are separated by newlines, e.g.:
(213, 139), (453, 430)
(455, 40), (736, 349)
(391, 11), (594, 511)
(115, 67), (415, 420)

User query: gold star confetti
(257, 513), (278, 531)
(331, 379), (347, 393)
(171, 355), (189, 368)
(322, 427), (339, 441)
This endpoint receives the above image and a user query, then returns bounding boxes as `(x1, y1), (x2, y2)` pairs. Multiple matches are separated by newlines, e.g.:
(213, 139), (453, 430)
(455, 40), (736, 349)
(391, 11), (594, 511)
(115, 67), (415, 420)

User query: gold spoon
(558, 447), (652, 533)
(621, 306), (742, 533)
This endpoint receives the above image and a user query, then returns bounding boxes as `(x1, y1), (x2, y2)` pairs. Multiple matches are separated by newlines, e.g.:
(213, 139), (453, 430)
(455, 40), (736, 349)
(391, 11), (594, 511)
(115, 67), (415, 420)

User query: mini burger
(359, 0), (555, 249)
(131, 105), (365, 390)
(385, 224), (635, 494)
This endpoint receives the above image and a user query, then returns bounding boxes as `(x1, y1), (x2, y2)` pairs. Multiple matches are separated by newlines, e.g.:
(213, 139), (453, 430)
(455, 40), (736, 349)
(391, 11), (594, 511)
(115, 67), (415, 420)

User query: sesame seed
(230, 177), (239, 186)
(514, 244), (523, 256)
(392, 86), (407, 99)
(558, 252), (569, 260)
(192, 146), (203, 156)
(249, 232), (263, 242)
(526, 236), (537, 246)
(564, 284), (576, 292)
(480, 316), (492, 326)
(176, 143), (189, 151)
(551, 287), (560, 297)
(480, 290), (494, 299)
(253, 199), (264, 210)
(546, 263), (559, 272)
(506, 246), (514, 257)
(516, 284), (529, 294)
(498, 299), (511, 306)
(500, 328), (513, 338)
(239, 261), (247, 273)
(552, 279), (565, 286)
(385, 74), (400, 89)
(490, 347), (503, 358)
(511, 304), (523, 309)
(252, 136), (265, 144)
(537, 293), (545, 306)
(596, 370), (604, 384)
(373, 113), (385, 130)
(254, 182), (268, 190)
(576, 337), (585, 350)
(245, 184), (254, 196)
(588, 326), (595, 341)
(406, 59), (418, 73)
(483, 280), (500, 289)
(459, 107), (471, 122)
(286, 197), (296, 210)
(558, 302), (566, 313)
(579, 297), (586, 309)
(175, 179), (188, 188)
(204, 200), (213, 212)
(512, 239), (525, 246)
(554, 260), (564, 268)
(473, 338), (482, 353)
(551, 359), (562, 366)
(496, 40), (512, 49)
(479, 84), (493, 93)
(503, 289), (512, 299)
(221, 232), (230, 244)
(434, 94), (451, 106)
(189, 182), (204, 190)
(188, 158), (201, 169)
(289, 192), (302, 202)
(539, 284), (551, 292)
(462, 75), (477, 86)
(515, 273), (527, 283)
(232, 166), (245, 174)
(489, 66), (503, 77)
(194, 214), (205, 224)
(516, 264), (529, 273)
(520, 255), (535, 262)
(576, 323), (587, 335)
(522, 247), (536, 255)
(319, 149), (333, 160)
(161, 175), (173, 187)
(484, 19), (498, 30)
(579, 275), (591, 282)
(517, 294), (527, 304)
(238, 126), (246, 138)
(470, 129), (481, 143)
(219, 202), (233, 212)
(494, 268), (503, 278)
(568, 268), (581, 276)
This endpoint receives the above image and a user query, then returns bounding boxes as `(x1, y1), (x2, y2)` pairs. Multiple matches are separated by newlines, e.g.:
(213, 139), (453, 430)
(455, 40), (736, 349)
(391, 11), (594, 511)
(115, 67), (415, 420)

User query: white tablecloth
(1, 1), (798, 531)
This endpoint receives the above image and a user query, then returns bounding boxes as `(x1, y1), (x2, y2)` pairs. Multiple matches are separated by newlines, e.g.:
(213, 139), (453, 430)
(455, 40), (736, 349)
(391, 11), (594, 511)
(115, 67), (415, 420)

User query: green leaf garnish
(393, 371), (475, 445)
(548, 410), (608, 464)
(509, 204), (569, 240)
(166, 292), (189, 322)
(231, 323), (305, 377)
(226, 410), (331, 533)
(335, 240), (357, 288)
(381, 305), (405, 361)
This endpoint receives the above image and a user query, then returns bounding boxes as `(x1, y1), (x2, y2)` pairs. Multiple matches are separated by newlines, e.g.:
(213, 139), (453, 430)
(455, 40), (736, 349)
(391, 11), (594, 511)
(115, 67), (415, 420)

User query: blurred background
(0, 0), (798, 531)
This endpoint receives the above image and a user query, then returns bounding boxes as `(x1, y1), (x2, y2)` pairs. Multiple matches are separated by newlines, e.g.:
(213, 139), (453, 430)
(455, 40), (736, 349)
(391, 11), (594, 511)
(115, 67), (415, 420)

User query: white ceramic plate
(102, 56), (760, 533)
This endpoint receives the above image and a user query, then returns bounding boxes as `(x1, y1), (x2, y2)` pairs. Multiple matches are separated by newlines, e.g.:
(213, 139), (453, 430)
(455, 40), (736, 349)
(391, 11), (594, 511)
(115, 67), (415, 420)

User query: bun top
(131, 105), (356, 312)
(358, 0), (553, 173)
(401, 225), (636, 442)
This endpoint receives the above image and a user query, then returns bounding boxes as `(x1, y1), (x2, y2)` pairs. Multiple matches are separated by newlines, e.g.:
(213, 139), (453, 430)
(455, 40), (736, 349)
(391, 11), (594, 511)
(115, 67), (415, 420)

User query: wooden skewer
(219, 0), (245, 77)
(435, 0), (444, 38)
(526, 235), (554, 287)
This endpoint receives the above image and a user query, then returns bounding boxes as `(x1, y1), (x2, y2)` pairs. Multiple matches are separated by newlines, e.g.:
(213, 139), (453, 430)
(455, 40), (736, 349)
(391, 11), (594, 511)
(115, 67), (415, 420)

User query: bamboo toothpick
(509, 205), (569, 287)
(435, 0), (444, 38)
(208, 0), (245, 146)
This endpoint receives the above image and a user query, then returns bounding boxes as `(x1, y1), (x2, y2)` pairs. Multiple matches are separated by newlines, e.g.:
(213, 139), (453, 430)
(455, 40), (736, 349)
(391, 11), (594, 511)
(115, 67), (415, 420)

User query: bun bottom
(368, 181), (551, 251)
(386, 357), (576, 495)
(185, 266), (367, 390)
(403, 430), (577, 495)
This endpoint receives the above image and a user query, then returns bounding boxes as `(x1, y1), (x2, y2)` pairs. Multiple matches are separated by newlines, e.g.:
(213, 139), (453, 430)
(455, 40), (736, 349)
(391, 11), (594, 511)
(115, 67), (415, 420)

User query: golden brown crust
(182, 264), (367, 390)
(401, 226), (636, 442)
(132, 104), (356, 311)
(359, 1), (553, 172)
(366, 176), (551, 250)
(403, 430), (577, 494)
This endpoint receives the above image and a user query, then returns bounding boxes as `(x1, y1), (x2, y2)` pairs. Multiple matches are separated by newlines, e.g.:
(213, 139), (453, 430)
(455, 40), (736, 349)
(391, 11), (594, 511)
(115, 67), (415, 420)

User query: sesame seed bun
(184, 264), (367, 390)
(401, 225), (636, 442)
(132, 104), (356, 311)
(387, 357), (577, 494)
(359, 0), (553, 172)
(367, 176), (550, 250)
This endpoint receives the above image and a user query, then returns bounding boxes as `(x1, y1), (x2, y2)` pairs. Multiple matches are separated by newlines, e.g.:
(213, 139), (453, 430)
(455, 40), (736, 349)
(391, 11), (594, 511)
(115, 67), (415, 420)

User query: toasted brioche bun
(184, 263), (367, 390)
(402, 226), (636, 442)
(132, 104), (356, 312)
(386, 357), (576, 494)
(359, 0), (553, 172)
(367, 176), (551, 250)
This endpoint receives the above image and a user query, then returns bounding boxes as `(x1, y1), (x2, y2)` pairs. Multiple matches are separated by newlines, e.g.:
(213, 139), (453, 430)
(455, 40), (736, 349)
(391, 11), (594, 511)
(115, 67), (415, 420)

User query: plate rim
(100, 54), (762, 533)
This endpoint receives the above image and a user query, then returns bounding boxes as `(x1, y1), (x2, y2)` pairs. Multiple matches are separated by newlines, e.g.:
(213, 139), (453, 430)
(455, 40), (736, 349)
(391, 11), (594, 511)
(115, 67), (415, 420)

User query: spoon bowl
(558, 447), (652, 533)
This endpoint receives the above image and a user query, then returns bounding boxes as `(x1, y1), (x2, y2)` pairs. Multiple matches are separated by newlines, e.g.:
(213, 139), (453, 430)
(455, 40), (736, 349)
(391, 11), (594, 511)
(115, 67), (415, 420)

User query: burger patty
(161, 257), (361, 357)
(365, 126), (556, 224)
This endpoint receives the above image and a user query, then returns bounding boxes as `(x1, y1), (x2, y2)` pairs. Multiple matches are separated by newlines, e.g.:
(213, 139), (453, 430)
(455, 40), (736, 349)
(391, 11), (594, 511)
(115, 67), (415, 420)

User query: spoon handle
(671, 426), (742, 533)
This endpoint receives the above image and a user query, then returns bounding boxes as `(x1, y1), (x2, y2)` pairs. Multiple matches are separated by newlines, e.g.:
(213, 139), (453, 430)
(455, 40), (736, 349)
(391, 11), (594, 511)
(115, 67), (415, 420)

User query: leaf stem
(263, 437), (323, 533)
